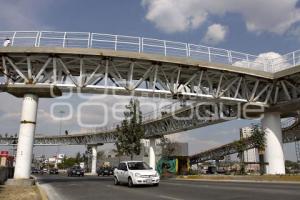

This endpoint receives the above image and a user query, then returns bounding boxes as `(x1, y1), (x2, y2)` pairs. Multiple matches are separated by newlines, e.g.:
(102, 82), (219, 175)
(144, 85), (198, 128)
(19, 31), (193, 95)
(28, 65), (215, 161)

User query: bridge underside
(1, 48), (300, 107)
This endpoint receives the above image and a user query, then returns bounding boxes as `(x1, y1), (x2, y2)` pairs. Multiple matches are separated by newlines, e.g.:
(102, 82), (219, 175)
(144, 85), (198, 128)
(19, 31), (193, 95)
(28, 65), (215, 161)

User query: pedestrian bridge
(1, 31), (300, 106)
(1, 31), (300, 177)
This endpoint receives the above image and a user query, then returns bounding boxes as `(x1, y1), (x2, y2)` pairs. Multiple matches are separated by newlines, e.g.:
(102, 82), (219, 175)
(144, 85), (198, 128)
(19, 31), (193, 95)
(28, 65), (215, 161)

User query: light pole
(55, 110), (65, 168)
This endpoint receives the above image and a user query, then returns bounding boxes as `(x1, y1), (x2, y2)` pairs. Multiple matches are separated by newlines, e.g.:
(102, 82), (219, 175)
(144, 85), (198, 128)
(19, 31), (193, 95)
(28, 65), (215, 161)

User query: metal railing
(79, 100), (187, 135)
(2, 31), (297, 73)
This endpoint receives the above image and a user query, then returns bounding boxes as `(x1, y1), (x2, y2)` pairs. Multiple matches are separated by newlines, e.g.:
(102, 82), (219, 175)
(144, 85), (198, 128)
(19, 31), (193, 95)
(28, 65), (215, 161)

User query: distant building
(240, 126), (259, 172)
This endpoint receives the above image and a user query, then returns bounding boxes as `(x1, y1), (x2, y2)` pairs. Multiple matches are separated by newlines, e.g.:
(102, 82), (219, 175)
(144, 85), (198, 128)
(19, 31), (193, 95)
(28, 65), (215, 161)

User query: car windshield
(127, 162), (151, 170)
(73, 166), (81, 170)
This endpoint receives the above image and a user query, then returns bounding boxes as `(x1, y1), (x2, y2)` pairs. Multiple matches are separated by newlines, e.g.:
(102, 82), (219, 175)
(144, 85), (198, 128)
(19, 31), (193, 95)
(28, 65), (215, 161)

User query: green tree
(251, 124), (266, 150)
(62, 157), (77, 168)
(115, 98), (144, 160)
(160, 137), (176, 159)
(251, 124), (266, 175)
(285, 160), (300, 171)
(97, 150), (105, 160)
(75, 152), (81, 163)
(112, 149), (124, 164)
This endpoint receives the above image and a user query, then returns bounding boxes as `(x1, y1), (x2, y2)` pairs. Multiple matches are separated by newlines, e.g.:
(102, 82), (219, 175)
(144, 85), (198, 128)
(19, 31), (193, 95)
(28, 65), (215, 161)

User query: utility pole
(55, 110), (65, 168)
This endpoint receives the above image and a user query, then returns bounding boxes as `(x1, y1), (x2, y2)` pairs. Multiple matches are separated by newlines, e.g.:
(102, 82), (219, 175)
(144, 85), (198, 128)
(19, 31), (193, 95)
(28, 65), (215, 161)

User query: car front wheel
(114, 176), (120, 185)
(128, 177), (134, 187)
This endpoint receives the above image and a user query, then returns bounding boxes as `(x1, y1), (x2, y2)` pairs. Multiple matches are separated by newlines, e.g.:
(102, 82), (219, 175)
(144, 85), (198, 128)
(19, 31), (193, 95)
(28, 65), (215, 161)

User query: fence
(1, 31), (296, 73)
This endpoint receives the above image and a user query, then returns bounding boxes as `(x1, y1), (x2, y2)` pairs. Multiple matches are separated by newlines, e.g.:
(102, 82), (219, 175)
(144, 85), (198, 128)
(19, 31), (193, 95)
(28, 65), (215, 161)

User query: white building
(240, 126), (259, 171)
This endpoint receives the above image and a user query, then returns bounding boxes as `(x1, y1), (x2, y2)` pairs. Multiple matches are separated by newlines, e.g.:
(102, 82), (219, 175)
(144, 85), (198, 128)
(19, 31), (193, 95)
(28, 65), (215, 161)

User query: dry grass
(178, 175), (300, 182)
(0, 185), (41, 200)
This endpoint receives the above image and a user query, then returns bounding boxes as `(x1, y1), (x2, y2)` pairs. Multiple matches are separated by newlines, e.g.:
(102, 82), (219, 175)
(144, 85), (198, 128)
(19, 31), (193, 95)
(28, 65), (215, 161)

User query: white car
(114, 161), (160, 187)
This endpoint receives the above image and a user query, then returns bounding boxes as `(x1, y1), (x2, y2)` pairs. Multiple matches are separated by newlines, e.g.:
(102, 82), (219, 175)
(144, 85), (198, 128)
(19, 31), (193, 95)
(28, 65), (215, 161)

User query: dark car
(49, 168), (59, 174)
(67, 166), (84, 177)
(31, 167), (40, 174)
(206, 166), (217, 174)
(97, 167), (114, 176)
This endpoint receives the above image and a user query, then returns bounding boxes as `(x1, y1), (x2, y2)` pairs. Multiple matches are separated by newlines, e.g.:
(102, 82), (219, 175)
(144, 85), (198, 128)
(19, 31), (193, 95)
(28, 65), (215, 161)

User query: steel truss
(0, 103), (235, 145)
(189, 137), (256, 165)
(0, 132), (116, 146)
(1, 52), (300, 145)
(190, 117), (300, 164)
(1, 110), (300, 146)
(1, 53), (299, 105)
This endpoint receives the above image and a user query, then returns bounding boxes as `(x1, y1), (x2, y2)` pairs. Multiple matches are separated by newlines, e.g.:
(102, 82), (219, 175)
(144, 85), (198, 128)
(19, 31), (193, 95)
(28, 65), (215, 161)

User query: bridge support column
(261, 112), (285, 174)
(14, 94), (39, 179)
(149, 138), (156, 170)
(215, 160), (219, 171)
(91, 145), (97, 174)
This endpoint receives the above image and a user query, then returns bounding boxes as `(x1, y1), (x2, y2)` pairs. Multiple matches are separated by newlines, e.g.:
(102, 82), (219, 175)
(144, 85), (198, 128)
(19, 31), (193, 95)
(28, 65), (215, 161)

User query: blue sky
(0, 0), (299, 160)
(1, 0), (300, 53)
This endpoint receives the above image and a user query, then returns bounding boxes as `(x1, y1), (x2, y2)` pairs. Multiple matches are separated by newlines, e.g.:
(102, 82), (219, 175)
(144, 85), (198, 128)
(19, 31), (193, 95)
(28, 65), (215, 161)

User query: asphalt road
(36, 174), (300, 200)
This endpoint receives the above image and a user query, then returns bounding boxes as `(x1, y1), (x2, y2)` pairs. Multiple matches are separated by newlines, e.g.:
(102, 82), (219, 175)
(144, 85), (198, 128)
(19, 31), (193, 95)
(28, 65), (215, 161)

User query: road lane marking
(159, 195), (184, 200)
(161, 181), (300, 195)
(107, 184), (184, 200)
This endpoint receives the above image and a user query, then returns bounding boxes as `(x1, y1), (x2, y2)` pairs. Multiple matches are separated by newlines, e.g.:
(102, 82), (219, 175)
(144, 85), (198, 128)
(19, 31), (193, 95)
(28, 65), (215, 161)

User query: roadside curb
(31, 176), (48, 200)
(84, 173), (98, 176)
(174, 177), (300, 184)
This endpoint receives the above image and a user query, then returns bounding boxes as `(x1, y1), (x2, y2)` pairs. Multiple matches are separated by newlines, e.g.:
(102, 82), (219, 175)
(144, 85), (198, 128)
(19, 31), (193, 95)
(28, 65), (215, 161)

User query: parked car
(216, 167), (227, 174)
(114, 161), (160, 187)
(97, 167), (114, 176)
(42, 168), (48, 174)
(31, 167), (40, 174)
(206, 166), (217, 174)
(49, 168), (59, 174)
(67, 166), (84, 177)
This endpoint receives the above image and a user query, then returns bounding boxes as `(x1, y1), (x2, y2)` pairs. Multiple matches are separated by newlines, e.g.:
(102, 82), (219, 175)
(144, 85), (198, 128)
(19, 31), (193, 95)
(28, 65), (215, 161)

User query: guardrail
(1, 31), (295, 73)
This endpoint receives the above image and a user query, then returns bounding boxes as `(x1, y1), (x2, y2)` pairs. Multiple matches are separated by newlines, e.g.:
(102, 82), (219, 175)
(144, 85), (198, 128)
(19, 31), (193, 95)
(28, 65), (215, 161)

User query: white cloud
(142, 0), (207, 33)
(233, 52), (292, 72)
(202, 24), (228, 45)
(142, 0), (300, 35)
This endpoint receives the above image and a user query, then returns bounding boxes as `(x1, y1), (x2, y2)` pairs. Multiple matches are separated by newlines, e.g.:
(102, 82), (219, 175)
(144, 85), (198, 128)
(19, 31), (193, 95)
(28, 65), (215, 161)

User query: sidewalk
(0, 185), (42, 200)
(176, 175), (300, 184)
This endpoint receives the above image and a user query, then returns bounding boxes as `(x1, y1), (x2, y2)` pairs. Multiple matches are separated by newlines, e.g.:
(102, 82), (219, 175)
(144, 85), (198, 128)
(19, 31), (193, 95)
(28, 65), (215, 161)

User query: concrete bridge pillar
(149, 138), (156, 170)
(215, 159), (220, 171)
(261, 112), (285, 174)
(14, 94), (39, 179)
(91, 145), (97, 174)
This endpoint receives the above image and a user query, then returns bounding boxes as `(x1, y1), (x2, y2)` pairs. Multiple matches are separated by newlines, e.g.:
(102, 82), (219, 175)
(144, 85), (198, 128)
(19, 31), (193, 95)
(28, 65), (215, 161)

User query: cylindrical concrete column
(261, 112), (285, 174)
(149, 138), (156, 170)
(91, 145), (97, 174)
(14, 94), (39, 179)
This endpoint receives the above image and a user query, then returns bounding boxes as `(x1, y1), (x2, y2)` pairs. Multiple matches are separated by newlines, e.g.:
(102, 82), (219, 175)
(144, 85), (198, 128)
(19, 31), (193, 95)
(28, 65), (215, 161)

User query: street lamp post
(55, 110), (65, 168)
